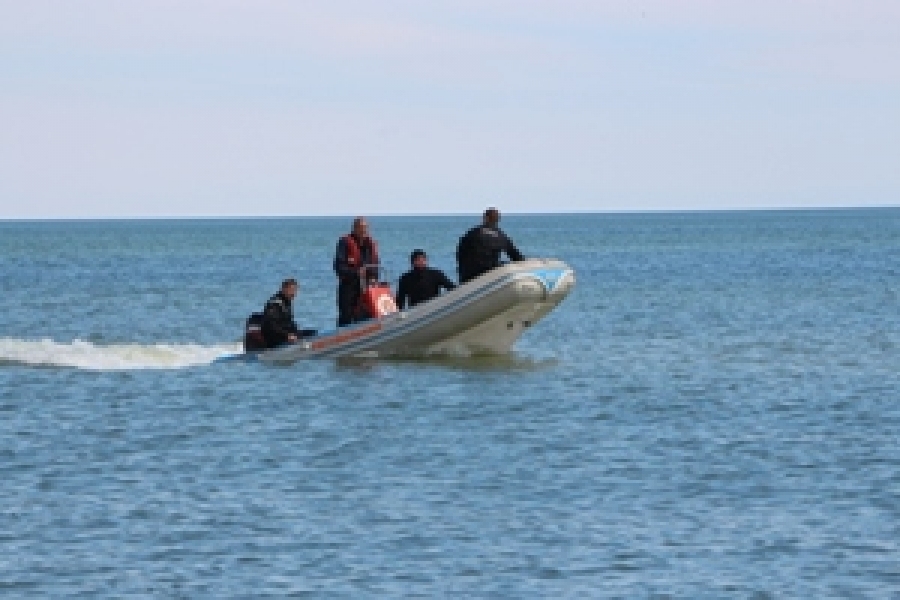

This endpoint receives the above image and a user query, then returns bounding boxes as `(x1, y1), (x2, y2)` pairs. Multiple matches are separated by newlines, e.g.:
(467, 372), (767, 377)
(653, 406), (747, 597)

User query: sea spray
(0, 338), (241, 371)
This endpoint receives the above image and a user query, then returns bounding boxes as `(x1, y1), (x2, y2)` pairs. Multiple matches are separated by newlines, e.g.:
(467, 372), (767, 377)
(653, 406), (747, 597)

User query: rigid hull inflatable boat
(249, 258), (575, 363)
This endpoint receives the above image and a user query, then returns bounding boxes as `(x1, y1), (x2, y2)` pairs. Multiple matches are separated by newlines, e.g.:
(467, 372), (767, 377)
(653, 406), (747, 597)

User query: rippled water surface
(2, 211), (899, 597)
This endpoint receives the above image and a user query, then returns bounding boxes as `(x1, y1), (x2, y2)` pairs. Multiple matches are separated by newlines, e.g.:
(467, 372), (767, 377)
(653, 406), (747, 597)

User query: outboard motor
(243, 313), (267, 352)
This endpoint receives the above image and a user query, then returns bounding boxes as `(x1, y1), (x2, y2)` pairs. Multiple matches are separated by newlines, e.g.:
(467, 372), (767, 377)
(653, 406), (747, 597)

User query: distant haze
(1, 1), (898, 218)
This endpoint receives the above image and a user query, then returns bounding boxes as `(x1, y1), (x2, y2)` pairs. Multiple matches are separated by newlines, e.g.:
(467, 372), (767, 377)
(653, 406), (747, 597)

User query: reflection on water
(335, 351), (559, 372)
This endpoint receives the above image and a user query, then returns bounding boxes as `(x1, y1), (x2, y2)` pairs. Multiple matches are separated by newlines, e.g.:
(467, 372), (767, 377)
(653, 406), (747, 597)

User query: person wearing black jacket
(456, 207), (524, 284)
(396, 249), (456, 310)
(261, 278), (301, 348)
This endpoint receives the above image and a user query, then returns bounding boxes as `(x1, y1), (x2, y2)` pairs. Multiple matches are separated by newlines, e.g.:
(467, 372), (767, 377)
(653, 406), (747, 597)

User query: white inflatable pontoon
(249, 258), (575, 363)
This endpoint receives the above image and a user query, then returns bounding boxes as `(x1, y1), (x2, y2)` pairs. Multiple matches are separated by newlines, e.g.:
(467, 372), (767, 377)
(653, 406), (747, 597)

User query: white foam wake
(0, 338), (242, 371)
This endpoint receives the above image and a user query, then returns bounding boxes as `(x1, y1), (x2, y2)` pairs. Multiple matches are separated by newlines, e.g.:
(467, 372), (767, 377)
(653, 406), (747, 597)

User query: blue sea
(1, 210), (899, 597)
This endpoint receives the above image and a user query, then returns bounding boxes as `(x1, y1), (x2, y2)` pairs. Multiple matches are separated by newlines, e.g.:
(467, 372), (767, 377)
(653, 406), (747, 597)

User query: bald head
(351, 217), (370, 239)
(483, 207), (500, 227)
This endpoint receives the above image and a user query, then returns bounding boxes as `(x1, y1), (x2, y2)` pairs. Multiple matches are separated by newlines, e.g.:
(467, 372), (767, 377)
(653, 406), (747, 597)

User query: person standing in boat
(456, 207), (524, 284)
(261, 278), (301, 348)
(334, 216), (380, 326)
(395, 249), (456, 310)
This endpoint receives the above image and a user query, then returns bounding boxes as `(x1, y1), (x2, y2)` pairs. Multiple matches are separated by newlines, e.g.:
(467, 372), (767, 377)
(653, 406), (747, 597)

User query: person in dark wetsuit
(456, 207), (524, 284)
(261, 278), (301, 348)
(334, 217), (380, 326)
(395, 249), (456, 310)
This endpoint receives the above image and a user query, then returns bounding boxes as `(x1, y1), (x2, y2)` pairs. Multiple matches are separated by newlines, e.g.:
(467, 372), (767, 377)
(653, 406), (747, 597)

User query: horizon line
(2, 204), (899, 223)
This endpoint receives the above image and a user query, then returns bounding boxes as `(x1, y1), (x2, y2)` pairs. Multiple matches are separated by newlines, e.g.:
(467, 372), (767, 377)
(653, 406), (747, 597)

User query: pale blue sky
(1, 1), (898, 218)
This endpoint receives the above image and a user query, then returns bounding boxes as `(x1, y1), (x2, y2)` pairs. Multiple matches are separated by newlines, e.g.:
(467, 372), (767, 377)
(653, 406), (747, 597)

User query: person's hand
(287, 334), (298, 343)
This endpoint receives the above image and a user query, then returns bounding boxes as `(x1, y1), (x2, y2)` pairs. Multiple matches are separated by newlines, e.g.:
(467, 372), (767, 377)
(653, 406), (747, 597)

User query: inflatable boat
(246, 258), (575, 363)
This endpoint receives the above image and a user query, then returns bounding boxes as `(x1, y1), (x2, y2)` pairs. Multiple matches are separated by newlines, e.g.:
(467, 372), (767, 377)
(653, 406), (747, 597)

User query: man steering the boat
(334, 217), (380, 326)
(456, 207), (524, 284)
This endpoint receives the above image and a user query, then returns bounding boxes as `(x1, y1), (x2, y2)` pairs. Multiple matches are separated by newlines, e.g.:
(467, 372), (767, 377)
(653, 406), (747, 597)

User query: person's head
(351, 217), (370, 240)
(410, 249), (427, 269)
(482, 207), (501, 227)
(280, 278), (298, 300)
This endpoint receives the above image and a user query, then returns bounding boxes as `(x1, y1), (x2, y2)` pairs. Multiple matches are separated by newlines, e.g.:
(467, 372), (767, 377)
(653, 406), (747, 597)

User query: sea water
(1, 210), (898, 597)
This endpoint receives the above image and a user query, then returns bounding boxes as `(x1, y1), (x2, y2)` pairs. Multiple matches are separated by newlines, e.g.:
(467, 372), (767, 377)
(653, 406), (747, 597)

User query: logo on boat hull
(528, 268), (570, 293)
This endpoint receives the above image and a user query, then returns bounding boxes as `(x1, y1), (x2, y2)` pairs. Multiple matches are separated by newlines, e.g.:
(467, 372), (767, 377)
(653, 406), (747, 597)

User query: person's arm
(395, 274), (408, 310)
(438, 270), (456, 291)
(456, 229), (475, 279)
(360, 240), (380, 282)
(333, 238), (357, 279)
(504, 233), (524, 262)
(456, 229), (474, 264)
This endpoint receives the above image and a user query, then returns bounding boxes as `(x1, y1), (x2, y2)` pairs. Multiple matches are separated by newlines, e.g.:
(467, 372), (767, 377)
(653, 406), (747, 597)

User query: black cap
(410, 249), (426, 263)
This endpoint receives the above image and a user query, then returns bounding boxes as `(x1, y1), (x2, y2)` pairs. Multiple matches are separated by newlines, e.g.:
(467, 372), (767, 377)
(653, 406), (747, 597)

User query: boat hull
(252, 258), (575, 362)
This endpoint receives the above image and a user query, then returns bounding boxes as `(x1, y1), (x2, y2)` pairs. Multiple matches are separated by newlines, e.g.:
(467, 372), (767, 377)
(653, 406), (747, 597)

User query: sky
(1, 1), (898, 218)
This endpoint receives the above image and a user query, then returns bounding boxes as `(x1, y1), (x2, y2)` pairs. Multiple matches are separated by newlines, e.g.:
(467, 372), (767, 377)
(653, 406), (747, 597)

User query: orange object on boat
(361, 283), (398, 318)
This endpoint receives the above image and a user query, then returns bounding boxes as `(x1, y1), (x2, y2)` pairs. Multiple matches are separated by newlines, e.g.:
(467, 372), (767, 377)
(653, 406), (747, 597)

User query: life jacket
(243, 312), (266, 351)
(343, 234), (379, 272)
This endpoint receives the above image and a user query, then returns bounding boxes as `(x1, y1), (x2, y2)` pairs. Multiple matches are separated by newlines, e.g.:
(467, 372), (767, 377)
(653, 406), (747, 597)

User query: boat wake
(0, 337), (241, 371)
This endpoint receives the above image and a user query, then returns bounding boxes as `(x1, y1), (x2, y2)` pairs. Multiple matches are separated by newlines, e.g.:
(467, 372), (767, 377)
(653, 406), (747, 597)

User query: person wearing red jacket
(333, 217), (380, 326)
